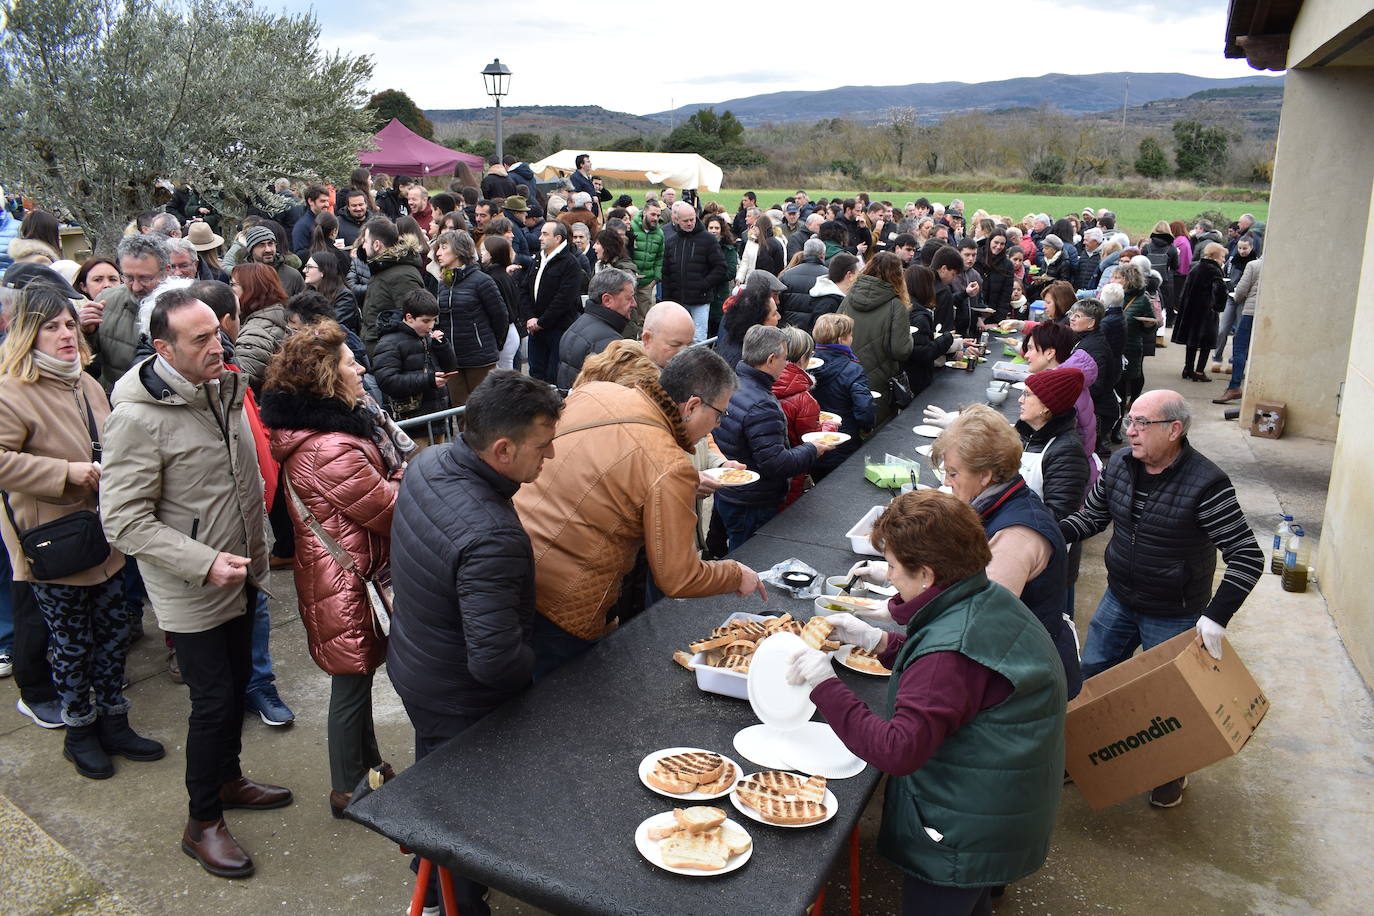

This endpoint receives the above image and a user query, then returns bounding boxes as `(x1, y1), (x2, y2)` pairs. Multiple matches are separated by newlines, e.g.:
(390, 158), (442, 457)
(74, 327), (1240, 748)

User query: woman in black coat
(432, 230), (509, 405)
(904, 264), (956, 396)
(975, 231), (1014, 320)
(1171, 242), (1229, 381)
(479, 234), (529, 370)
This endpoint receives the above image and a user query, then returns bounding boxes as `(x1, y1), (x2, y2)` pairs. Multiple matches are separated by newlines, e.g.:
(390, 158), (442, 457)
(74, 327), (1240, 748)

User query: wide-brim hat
(187, 220), (224, 251)
(504, 196), (529, 212)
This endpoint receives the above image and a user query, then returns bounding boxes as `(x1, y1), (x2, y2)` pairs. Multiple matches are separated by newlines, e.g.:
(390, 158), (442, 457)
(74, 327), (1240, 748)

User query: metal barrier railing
(392, 334), (719, 441)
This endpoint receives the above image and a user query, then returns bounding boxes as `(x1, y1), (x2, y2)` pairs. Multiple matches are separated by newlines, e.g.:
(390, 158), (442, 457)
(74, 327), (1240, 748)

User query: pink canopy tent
(358, 118), (484, 177)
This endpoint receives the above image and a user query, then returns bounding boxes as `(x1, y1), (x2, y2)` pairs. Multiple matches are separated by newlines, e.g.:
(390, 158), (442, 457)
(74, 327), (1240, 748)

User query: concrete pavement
(2, 337), (1369, 915)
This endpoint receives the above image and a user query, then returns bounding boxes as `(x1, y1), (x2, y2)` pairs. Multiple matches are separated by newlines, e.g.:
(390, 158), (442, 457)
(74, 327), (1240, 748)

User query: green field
(608, 188), (1268, 239)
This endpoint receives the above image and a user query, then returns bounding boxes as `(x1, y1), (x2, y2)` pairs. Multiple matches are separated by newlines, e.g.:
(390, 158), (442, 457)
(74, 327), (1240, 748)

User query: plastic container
(844, 505), (887, 556)
(1270, 514), (1293, 575)
(1282, 526), (1309, 593)
(690, 612), (773, 699)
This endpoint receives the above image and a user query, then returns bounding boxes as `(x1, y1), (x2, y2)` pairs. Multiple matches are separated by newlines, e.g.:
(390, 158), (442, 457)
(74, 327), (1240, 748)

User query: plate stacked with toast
(730, 771), (838, 828)
(635, 806), (753, 874)
(639, 748), (744, 800)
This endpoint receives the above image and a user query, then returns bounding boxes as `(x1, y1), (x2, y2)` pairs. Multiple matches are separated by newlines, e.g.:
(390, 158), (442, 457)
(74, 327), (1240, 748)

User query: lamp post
(481, 58), (512, 162)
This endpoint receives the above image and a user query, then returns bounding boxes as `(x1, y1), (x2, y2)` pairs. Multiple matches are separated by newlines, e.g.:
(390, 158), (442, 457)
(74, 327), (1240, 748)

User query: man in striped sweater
(1060, 389), (1263, 808)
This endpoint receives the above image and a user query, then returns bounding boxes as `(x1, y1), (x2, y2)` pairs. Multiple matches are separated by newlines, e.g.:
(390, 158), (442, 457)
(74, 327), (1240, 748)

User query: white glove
(846, 559), (890, 587)
(824, 613), (883, 652)
(786, 647), (837, 690)
(1196, 616), (1226, 660)
(923, 405), (958, 428)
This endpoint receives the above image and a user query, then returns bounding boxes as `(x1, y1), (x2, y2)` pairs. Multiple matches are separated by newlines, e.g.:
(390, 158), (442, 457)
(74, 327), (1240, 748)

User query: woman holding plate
(787, 489), (1066, 916)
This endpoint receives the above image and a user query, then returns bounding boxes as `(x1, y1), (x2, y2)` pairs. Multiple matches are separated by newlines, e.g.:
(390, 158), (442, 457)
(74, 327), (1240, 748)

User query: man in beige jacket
(100, 289), (290, 880)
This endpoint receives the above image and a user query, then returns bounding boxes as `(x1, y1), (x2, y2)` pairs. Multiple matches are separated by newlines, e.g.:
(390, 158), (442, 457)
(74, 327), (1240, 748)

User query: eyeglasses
(1122, 416), (1173, 430)
(703, 401), (729, 420)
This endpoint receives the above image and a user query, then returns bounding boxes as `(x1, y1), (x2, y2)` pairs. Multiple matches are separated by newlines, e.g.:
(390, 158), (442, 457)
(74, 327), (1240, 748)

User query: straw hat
(187, 220), (224, 251)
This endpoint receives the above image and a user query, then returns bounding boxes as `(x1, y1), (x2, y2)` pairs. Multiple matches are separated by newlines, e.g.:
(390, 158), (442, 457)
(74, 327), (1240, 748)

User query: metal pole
(494, 98), (504, 162)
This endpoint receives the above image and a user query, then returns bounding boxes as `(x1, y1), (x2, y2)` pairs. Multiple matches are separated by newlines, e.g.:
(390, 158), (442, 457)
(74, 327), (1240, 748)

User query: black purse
(888, 374), (915, 408)
(2, 394), (111, 580)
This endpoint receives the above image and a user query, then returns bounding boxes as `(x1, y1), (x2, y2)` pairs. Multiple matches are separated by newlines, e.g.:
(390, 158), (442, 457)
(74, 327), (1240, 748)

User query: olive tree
(0, 0), (375, 253)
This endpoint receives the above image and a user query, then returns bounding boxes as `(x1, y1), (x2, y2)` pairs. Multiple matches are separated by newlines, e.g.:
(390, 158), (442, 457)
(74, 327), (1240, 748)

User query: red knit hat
(1025, 366), (1084, 416)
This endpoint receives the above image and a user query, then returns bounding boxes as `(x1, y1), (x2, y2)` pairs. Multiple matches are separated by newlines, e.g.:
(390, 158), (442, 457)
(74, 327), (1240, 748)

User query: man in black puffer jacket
(778, 239), (828, 330)
(556, 268), (635, 388)
(371, 290), (458, 422)
(387, 371), (563, 912)
(661, 202), (725, 342)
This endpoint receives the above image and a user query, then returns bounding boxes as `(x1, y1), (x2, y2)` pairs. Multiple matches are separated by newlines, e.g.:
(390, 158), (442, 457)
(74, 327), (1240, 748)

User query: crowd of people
(0, 171), (1267, 913)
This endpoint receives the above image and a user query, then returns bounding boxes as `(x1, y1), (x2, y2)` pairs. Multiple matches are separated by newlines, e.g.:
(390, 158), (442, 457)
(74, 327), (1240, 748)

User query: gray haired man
(556, 267), (636, 388)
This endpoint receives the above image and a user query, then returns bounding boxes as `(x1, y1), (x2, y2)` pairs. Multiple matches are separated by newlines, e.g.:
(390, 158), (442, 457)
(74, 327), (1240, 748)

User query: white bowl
(986, 388), (1008, 405)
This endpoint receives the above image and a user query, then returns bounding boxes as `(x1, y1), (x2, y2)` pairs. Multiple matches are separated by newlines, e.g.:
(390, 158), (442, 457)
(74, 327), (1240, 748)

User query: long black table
(348, 352), (1022, 915)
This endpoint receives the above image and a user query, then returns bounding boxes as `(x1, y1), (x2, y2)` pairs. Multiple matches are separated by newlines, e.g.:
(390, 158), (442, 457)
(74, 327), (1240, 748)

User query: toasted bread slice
(690, 633), (735, 653)
(797, 775), (828, 804)
(659, 833), (730, 870)
(820, 639), (841, 652)
(800, 617), (834, 650)
(846, 648), (891, 674)
(645, 766), (696, 794)
(720, 655), (750, 673)
(721, 639), (756, 657)
(749, 771), (804, 793)
(756, 797), (828, 826)
(672, 649), (695, 670)
(673, 805), (727, 833)
(647, 822), (688, 841)
(657, 751), (725, 786)
(783, 620), (805, 636)
(735, 620), (769, 640)
(696, 762), (737, 795)
(720, 825), (753, 855)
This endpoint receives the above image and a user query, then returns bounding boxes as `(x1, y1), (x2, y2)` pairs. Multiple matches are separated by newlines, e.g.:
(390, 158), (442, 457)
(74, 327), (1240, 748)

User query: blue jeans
(712, 499), (779, 552)
(1080, 587), (1199, 680)
(1228, 314), (1252, 390)
(685, 303), (709, 342)
(531, 613), (595, 681)
(247, 590), (275, 693)
(526, 326), (564, 384)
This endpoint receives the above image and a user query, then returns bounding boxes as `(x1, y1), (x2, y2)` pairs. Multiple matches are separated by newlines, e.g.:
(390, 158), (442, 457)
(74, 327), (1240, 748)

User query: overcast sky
(280, 0), (1263, 114)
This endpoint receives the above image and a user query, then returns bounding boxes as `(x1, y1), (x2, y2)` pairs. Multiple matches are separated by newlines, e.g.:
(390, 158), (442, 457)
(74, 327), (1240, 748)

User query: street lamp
(481, 58), (512, 162)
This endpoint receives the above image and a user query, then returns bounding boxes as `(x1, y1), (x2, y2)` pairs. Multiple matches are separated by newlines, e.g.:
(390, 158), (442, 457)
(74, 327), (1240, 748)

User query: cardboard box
(1251, 399), (1287, 439)
(1065, 631), (1269, 809)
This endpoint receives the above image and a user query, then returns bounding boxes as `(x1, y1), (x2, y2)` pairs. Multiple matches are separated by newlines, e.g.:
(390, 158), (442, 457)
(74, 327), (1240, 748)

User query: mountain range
(643, 72), (1284, 125)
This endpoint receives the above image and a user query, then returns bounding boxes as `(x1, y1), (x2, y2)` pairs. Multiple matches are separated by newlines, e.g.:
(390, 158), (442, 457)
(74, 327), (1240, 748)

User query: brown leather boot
(219, 776), (293, 810)
(329, 790), (351, 819)
(1212, 388), (1242, 404)
(181, 817), (254, 878)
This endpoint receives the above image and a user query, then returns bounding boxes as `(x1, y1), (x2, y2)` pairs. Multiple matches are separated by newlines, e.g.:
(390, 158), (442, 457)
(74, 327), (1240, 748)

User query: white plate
(806, 357), (824, 370)
(802, 431), (850, 447)
(638, 747), (745, 800)
(733, 724), (795, 769)
(817, 411), (841, 426)
(747, 632), (814, 732)
(730, 779), (840, 828)
(834, 644), (892, 678)
(915, 444), (933, 457)
(634, 811), (753, 875)
(871, 390), (882, 399)
(701, 467), (761, 486)
(773, 722), (868, 778)
(912, 425), (943, 438)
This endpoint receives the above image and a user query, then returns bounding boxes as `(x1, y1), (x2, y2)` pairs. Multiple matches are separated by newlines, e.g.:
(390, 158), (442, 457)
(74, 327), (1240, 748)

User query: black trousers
(9, 580), (57, 705)
(173, 589), (254, 821)
(901, 876), (992, 916)
(401, 699), (491, 916)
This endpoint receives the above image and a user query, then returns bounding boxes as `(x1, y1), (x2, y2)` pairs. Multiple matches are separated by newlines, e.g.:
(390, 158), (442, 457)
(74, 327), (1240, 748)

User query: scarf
(32, 349), (83, 384)
(969, 477), (1023, 518)
(816, 343), (858, 362)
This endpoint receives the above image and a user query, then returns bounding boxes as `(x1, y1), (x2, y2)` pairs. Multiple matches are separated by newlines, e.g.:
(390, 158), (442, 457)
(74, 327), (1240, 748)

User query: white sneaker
(0, 652), (12, 677)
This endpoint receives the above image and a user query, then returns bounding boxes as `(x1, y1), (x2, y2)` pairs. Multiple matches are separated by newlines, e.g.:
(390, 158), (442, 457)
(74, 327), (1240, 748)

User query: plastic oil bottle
(1282, 525), (1309, 593)
(1271, 514), (1294, 574)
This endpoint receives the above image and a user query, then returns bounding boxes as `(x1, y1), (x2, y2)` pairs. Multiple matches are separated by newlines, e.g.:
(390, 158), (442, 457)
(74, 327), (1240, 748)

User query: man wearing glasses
(515, 346), (768, 676)
(1059, 389), (1264, 808)
(89, 234), (171, 389)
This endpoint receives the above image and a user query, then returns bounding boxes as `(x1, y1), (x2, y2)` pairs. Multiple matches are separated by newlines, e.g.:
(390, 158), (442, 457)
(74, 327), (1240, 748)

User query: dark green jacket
(629, 215), (664, 286)
(879, 572), (1066, 888)
(360, 238), (426, 349)
(837, 274), (912, 400)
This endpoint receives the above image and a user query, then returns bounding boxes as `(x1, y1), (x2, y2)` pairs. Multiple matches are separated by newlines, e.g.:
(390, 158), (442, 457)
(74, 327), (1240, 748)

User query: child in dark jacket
(809, 313), (875, 479)
(372, 289), (458, 422)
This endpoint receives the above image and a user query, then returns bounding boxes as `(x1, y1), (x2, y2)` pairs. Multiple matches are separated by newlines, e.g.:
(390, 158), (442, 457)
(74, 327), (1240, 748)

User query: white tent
(529, 150), (723, 192)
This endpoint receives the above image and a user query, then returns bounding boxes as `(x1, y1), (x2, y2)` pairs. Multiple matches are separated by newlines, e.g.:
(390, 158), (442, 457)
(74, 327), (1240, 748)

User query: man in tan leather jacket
(515, 347), (767, 676)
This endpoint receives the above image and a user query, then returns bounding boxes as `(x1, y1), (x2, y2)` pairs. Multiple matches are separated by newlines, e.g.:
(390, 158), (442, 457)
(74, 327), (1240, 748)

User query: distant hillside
(426, 105), (661, 136)
(644, 72), (1285, 126)
(1080, 83), (1284, 140)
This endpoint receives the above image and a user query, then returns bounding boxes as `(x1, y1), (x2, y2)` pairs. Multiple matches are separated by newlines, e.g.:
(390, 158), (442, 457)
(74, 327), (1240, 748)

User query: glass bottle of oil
(1270, 514), (1293, 574)
(1282, 526), (1308, 593)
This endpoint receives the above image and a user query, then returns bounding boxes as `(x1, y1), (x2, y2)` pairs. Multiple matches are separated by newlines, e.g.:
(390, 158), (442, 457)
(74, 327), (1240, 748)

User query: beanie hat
(1042, 233), (1063, 251)
(1025, 366), (1084, 417)
(243, 225), (276, 252)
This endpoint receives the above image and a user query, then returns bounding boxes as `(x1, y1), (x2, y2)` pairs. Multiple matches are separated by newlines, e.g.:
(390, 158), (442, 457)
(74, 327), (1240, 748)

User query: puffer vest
(1102, 442), (1227, 617)
(878, 573), (1066, 888)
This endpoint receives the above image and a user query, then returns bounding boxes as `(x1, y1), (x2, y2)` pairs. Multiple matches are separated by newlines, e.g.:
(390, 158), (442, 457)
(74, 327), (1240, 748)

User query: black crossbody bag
(2, 394), (111, 580)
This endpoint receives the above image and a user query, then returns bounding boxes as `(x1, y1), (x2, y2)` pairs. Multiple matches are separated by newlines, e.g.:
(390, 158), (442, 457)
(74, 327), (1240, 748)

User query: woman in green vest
(788, 490), (1067, 914)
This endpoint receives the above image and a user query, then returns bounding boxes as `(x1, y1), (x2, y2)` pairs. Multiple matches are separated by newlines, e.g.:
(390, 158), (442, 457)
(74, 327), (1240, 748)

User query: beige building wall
(1240, 67), (1374, 440)
(1317, 176), (1374, 686)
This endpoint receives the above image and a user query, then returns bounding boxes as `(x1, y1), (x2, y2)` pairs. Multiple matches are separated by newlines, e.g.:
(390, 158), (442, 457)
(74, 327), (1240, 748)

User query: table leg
(849, 826), (861, 916)
(438, 866), (460, 915)
(410, 858), (432, 916)
(810, 883), (827, 915)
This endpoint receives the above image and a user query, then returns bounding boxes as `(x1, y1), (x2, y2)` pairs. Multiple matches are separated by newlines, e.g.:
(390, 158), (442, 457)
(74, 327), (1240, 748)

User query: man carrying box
(1059, 389), (1264, 808)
